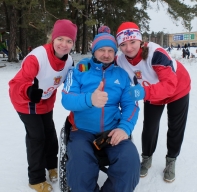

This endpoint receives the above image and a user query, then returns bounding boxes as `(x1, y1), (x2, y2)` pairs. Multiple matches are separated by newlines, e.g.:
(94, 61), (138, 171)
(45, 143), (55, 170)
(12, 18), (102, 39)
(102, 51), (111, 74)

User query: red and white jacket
(116, 42), (191, 105)
(9, 43), (73, 114)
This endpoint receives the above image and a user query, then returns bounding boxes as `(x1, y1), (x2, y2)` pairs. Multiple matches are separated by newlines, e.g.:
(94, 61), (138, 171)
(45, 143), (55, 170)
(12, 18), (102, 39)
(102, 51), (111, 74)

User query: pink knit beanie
(52, 19), (77, 42)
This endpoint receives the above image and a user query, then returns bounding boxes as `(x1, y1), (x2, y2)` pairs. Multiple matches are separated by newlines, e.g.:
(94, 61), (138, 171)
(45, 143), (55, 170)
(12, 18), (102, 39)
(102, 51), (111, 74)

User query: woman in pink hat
(9, 19), (77, 192)
(116, 22), (191, 183)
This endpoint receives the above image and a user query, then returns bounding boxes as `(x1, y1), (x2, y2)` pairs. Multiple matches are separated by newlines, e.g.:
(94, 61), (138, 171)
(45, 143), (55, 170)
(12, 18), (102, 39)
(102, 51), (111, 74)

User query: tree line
(0, 0), (196, 62)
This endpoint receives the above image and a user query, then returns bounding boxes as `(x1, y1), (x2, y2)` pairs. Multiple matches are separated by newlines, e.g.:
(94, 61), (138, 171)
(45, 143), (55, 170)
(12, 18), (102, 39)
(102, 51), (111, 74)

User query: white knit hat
(116, 22), (142, 46)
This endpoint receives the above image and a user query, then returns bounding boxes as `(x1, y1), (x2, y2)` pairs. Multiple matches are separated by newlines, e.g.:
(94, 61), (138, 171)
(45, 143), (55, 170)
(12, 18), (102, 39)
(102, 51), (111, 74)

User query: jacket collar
(89, 57), (114, 72)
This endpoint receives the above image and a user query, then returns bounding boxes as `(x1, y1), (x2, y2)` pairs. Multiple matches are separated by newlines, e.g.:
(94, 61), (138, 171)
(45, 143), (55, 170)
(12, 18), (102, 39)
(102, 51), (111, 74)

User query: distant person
(177, 44), (180, 50)
(187, 42), (190, 49)
(27, 46), (32, 53)
(184, 43), (187, 49)
(167, 46), (171, 53)
(9, 19), (77, 192)
(182, 48), (186, 58)
(186, 48), (190, 59)
(0, 40), (8, 56)
(16, 45), (23, 60)
(116, 21), (191, 183)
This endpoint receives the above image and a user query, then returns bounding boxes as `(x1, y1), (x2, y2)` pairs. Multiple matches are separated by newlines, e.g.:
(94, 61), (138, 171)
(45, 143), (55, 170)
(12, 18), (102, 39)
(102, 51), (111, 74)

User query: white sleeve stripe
(64, 70), (73, 93)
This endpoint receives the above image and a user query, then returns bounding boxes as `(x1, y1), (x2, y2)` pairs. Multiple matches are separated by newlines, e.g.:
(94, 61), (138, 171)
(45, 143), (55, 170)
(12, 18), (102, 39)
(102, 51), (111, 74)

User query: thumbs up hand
(27, 77), (43, 103)
(91, 81), (108, 108)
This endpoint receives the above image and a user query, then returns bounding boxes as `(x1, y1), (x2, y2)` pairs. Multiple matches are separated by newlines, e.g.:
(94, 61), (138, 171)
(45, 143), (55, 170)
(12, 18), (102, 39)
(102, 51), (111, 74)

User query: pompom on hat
(52, 19), (77, 42)
(98, 26), (111, 34)
(91, 33), (118, 54)
(116, 22), (142, 46)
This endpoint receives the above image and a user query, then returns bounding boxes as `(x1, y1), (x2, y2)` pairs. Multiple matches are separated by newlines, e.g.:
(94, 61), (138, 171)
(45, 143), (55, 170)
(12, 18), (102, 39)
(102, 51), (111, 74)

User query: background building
(143, 31), (197, 48)
(168, 31), (197, 47)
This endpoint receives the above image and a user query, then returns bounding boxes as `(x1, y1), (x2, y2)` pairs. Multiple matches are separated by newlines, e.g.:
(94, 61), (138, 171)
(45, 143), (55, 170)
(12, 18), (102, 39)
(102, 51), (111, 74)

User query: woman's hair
(46, 29), (53, 43)
(141, 41), (149, 60)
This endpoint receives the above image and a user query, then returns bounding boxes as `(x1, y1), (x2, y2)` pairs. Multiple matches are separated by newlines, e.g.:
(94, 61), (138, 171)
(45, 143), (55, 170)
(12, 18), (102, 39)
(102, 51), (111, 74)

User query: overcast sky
(147, 1), (197, 34)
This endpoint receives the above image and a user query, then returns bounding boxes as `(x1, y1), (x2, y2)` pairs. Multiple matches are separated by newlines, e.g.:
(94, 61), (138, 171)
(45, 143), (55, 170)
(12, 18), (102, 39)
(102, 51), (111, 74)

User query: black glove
(133, 76), (138, 85)
(93, 130), (112, 150)
(27, 77), (43, 103)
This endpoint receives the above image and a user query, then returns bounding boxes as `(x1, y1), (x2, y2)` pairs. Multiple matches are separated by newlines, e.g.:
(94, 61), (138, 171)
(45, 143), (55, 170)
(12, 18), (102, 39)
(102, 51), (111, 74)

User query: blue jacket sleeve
(61, 68), (93, 111)
(118, 74), (140, 135)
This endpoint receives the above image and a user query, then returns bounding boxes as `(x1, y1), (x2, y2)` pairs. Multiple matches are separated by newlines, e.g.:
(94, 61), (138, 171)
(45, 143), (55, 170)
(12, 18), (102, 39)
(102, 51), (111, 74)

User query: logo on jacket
(114, 79), (120, 84)
(95, 67), (101, 70)
(134, 70), (142, 79)
(54, 76), (62, 85)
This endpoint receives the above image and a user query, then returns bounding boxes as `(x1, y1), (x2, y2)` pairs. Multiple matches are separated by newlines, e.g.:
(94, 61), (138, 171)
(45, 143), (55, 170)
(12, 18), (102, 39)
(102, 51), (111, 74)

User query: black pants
(18, 110), (58, 185)
(142, 94), (189, 158)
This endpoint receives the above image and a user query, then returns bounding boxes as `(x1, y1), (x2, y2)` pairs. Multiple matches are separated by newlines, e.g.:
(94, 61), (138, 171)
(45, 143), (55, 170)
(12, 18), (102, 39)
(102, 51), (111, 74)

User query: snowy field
(0, 48), (197, 192)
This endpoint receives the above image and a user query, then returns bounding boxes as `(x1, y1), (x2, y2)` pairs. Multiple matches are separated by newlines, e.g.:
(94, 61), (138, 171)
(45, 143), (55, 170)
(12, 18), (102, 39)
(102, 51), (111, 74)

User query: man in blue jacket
(61, 32), (140, 192)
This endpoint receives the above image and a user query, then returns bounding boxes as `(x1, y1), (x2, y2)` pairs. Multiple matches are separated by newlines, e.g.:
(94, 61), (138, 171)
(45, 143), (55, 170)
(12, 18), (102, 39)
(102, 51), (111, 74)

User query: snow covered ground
(0, 48), (197, 192)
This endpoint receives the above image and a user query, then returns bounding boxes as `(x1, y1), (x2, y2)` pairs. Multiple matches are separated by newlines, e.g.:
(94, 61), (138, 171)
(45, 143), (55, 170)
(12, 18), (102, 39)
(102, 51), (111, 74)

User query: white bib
(26, 46), (73, 99)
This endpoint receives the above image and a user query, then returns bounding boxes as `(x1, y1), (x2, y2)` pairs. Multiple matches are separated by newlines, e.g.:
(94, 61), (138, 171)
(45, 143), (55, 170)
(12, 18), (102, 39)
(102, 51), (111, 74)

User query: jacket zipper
(100, 69), (105, 132)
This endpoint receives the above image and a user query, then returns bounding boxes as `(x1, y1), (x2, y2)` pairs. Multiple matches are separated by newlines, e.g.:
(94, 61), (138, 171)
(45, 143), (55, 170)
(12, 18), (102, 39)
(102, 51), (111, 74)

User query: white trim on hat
(116, 29), (142, 45)
(92, 35), (117, 48)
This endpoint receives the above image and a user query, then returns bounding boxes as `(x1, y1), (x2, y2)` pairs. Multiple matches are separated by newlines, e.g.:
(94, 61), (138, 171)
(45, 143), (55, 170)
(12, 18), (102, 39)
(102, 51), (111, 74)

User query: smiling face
(53, 36), (74, 58)
(119, 39), (141, 58)
(94, 47), (115, 63)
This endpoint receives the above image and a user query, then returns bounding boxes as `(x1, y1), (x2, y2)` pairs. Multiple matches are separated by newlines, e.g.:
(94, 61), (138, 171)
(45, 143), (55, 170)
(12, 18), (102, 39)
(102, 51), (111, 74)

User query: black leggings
(18, 110), (58, 185)
(142, 94), (189, 158)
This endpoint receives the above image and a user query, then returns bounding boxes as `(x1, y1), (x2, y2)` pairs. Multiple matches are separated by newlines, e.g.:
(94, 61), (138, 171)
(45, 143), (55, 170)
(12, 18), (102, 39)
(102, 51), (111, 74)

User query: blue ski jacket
(61, 57), (139, 135)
